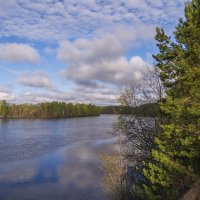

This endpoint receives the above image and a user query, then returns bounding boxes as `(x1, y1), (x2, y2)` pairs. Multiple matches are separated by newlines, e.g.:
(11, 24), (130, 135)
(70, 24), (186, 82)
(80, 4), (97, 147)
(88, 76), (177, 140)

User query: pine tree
(142, 0), (200, 199)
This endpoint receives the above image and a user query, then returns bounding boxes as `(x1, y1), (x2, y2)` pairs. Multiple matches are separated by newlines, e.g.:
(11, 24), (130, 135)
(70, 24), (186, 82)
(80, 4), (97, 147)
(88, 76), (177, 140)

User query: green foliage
(141, 0), (200, 199)
(0, 100), (8, 118)
(111, 66), (165, 200)
(100, 103), (159, 117)
(5, 102), (100, 119)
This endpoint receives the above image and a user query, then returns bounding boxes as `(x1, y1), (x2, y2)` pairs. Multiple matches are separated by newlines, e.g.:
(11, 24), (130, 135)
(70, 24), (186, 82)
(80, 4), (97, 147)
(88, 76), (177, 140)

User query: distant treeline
(100, 103), (159, 117)
(0, 100), (101, 119)
(0, 100), (159, 119)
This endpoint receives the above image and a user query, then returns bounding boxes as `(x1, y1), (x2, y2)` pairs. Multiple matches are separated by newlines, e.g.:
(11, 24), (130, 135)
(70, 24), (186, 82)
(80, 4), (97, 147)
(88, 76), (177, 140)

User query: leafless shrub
(101, 66), (165, 200)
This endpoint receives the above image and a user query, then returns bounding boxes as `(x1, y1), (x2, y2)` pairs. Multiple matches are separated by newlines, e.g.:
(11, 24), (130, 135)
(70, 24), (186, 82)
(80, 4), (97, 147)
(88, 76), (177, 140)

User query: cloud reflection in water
(0, 115), (117, 200)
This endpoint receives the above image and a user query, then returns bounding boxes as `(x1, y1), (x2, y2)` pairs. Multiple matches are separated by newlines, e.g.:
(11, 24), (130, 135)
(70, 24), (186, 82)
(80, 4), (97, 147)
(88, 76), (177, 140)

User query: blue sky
(0, 0), (185, 105)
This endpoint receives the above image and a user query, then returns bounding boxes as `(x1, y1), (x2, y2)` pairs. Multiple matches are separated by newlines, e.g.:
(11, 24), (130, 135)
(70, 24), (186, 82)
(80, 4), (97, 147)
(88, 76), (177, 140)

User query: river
(0, 115), (117, 200)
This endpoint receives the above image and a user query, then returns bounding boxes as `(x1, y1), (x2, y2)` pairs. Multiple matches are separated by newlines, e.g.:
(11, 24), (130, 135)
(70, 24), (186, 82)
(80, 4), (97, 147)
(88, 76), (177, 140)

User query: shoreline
(0, 114), (101, 120)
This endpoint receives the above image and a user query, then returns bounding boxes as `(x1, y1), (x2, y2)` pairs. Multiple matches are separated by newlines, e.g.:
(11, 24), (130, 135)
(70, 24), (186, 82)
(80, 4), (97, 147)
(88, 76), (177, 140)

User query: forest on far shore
(0, 100), (101, 119)
(0, 99), (159, 119)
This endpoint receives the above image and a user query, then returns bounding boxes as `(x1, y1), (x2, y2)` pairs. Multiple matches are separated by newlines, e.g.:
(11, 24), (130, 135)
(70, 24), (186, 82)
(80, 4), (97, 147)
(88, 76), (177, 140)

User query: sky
(0, 0), (186, 105)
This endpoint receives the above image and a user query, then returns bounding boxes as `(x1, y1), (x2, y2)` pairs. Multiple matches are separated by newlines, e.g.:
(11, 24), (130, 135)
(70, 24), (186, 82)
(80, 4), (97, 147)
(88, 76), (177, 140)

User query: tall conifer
(142, 0), (200, 199)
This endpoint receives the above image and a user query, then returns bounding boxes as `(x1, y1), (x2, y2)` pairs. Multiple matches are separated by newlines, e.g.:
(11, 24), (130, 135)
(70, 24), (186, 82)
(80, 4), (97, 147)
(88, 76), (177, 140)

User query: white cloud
(60, 56), (147, 86)
(57, 24), (154, 65)
(0, 0), (185, 41)
(58, 32), (148, 86)
(56, 30), (150, 105)
(0, 43), (39, 64)
(1, 75), (119, 105)
(0, 92), (10, 100)
(4, 89), (119, 105)
(0, 84), (15, 101)
(0, 0), (186, 105)
(17, 70), (56, 91)
(58, 34), (126, 63)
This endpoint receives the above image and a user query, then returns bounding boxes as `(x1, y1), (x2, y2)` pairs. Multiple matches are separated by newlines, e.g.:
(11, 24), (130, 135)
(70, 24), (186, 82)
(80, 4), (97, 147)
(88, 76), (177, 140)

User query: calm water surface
(0, 115), (117, 200)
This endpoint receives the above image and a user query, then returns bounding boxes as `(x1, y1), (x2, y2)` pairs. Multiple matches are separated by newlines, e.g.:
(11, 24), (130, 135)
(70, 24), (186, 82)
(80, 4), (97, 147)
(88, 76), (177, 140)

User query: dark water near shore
(0, 115), (117, 200)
